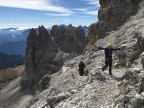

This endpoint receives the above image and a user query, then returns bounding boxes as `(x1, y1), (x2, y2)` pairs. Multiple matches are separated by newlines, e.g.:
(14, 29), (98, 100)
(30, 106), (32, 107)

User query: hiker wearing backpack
(78, 61), (86, 76)
(98, 43), (120, 75)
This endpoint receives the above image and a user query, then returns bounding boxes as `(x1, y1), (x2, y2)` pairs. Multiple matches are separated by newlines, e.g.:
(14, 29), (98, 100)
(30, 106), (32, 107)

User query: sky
(0, 0), (100, 28)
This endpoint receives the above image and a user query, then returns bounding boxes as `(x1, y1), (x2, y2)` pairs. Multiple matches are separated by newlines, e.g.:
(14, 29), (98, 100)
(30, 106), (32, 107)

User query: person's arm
(98, 47), (106, 50)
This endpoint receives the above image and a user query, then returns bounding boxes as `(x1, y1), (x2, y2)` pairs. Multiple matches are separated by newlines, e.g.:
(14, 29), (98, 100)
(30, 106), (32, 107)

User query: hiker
(78, 61), (86, 76)
(98, 43), (120, 75)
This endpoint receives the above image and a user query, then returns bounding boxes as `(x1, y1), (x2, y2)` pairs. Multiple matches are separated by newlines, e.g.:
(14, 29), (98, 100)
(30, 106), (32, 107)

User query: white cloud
(73, 7), (97, 12)
(0, 23), (38, 28)
(87, 1), (100, 6)
(46, 13), (71, 16)
(82, 0), (100, 7)
(73, 7), (98, 16)
(73, 8), (88, 12)
(85, 11), (98, 15)
(0, 0), (74, 14)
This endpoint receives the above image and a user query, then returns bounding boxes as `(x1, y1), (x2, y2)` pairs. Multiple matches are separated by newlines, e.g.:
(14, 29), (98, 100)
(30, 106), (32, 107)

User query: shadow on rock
(104, 73), (122, 81)
(93, 72), (106, 82)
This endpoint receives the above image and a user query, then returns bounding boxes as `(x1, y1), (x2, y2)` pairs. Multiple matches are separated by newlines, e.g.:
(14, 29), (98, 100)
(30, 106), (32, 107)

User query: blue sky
(0, 0), (100, 28)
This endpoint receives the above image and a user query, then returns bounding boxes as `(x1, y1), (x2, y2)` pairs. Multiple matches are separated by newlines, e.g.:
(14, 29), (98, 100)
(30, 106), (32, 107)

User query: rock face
(21, 25), (88, 90)
(21, 26), (63, 90)
(50, 24), (88, 53)
(89, 0), (142, 44)
(39, 74), (51, 91)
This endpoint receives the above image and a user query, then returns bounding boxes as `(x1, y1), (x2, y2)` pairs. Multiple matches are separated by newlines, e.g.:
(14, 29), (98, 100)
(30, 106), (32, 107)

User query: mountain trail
(28, 56), (127, 108)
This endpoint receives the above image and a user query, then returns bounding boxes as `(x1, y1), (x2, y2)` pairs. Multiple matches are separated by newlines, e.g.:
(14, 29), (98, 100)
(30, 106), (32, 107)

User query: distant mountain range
(0, 28), (29, 56)
(0, 25), (89, 70)
(0, 26), (89, 57)
(0, 52), (24, 69)
(0, 40), (26, 56)
(0, 28), (29, 44)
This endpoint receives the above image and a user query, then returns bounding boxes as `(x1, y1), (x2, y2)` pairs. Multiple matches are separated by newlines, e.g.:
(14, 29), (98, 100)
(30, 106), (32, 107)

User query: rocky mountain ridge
(50, 24), (88, 53)
(21, 25), (88, 90)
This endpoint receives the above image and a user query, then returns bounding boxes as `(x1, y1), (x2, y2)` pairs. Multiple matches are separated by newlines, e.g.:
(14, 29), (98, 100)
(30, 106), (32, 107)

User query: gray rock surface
(141, 55), (144, 68)
(39, 75), (51, 91)
(21, 24), (89, 90)
(50, 24), (88, 54)
(21, 26), (63, 90)
(89, 0), (142, 44)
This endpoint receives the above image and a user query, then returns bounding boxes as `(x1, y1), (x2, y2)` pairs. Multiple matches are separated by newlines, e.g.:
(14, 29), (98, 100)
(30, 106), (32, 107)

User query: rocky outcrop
(114, 68), (144, 108)
(39, 74), (51, 91)
(47, 93), (70, 108)
(88, 23), (97, 44)
(50, 24), (88, 53)
(89, 0), (142, 44)
(21, 24), (88, 90)
(21, 26), (63, 90)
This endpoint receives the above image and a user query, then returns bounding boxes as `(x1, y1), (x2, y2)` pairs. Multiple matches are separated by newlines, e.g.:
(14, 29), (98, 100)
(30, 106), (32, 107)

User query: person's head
(107, 43), (113, 48)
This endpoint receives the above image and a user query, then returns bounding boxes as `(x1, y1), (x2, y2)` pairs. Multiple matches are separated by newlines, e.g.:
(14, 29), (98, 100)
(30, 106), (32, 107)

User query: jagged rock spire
(21, 26), (60, 90)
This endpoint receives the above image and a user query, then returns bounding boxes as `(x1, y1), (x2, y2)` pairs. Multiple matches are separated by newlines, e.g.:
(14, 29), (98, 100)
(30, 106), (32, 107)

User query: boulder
(139, 77), (144, 94)
(122, 70), (137, 81)
(132, 97), (144, 108)
(39, 74), (51, 91)
(47, 93), (70, 108)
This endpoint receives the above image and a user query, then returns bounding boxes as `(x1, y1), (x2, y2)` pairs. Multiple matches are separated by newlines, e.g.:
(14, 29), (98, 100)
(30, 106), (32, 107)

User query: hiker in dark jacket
(78, 61), (86, 76)
(98, 43), (120, 75)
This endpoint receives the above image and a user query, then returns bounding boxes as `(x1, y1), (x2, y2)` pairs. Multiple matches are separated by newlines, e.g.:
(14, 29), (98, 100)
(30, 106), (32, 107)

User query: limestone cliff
(21, 26), (62, 90)
(50, 24), (88, 53)
(21, 25), (88, 90)
(89, 0), (142, 44)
